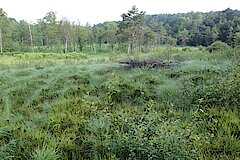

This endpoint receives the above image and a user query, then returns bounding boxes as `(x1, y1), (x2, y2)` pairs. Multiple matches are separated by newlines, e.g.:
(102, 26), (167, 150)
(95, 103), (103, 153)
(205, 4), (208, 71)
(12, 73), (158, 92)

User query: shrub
(206, 41), (232, 53)
(180, 62), (240, 108)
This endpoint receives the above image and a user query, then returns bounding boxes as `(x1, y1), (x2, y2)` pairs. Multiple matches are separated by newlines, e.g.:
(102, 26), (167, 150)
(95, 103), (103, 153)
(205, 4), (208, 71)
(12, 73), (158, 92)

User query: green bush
(181, 63), (240, 107)
(206, 41), (232, 53)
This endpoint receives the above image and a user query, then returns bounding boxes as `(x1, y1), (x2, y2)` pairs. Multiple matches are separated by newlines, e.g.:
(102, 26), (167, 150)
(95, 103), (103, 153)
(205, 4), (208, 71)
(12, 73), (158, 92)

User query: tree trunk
(99, 41), (102, 53)
(65, 38), (68, 53)
(127, 43), (131, 54)
(0, 29), (2, 54)
(93, 44), (96, 53)
(73, 42), (76, 52)
(111, 44), (114, 53)
(28, 24), (34, 52)
(78, 41), (82, 51)
(41, 35), (44, 46)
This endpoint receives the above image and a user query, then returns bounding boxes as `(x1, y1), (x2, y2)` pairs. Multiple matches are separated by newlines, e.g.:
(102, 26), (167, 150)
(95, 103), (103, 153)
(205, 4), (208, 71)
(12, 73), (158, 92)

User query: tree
(142, 27), (155, 50)
(165, 36), (177, 46)
(28, 23), (34, 52)
(235, 32), (240, 46)
(92, 25), (105, 52)
(211, 25), (219, 43)
(60, 17), (72, 53)
(118, 5), (146, 53)
(0, 24), (3, 53)
(35, 19), (46, 47)
(177, 28), (189, 46)
(75, 24), (88, 52)
(18, 21), (28, 44)
(43, 12), (58, 48)
(218, 19), (231, 43)
(202, 26), (212, 46)
(85, 23), (95, 52)
(0, 8), (10, 53)
(9, 18), (21, 51)
(188, 20), (203, 46)
(227, 26), (235, 47)
(105, 22), (118, 52)
(148, 17), (167, 45)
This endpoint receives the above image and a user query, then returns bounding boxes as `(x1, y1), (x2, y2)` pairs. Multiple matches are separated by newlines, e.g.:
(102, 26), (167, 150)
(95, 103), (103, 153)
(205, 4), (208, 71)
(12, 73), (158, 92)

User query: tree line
(0, 6), (240, 53)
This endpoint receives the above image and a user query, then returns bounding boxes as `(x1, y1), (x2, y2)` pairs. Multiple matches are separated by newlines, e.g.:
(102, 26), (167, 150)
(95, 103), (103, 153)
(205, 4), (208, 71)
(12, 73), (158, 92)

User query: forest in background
(0, 6), (240, 53)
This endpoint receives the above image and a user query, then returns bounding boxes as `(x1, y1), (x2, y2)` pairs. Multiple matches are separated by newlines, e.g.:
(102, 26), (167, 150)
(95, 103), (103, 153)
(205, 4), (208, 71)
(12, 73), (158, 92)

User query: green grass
(0, 47), (240, 159)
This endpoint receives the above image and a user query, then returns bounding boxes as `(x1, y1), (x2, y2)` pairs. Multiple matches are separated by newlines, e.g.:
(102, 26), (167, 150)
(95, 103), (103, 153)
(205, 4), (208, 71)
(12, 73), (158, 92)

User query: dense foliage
(0, 7), (240, 53)
(146, 8), (240, 47)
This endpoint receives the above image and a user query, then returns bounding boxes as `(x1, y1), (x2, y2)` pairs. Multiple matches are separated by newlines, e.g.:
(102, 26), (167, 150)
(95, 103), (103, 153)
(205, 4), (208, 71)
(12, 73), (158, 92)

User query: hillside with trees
(146, 8), (240, 47)
(0, 7), (240, 53)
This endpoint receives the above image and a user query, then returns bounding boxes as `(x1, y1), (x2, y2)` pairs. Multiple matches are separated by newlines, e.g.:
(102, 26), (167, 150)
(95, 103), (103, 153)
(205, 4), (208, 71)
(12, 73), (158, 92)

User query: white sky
(1, 0), (240, 25)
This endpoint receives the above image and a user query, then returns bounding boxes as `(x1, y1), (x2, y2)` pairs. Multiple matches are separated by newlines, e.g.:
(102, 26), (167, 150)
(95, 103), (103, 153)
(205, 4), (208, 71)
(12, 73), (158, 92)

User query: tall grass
(0, 46), (239, 159)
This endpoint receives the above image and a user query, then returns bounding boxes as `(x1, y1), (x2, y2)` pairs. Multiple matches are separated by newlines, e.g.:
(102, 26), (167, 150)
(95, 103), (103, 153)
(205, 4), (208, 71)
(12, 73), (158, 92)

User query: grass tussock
(0, 46), (239, 159)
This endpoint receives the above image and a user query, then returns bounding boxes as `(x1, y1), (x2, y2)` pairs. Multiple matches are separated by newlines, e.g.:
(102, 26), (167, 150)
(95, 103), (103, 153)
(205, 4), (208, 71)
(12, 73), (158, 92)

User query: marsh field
(0, 45), (240, 160)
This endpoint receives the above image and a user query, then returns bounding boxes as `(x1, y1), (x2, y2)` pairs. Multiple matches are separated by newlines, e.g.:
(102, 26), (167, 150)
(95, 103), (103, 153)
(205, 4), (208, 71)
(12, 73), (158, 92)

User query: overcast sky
(1, 0), (240, 24)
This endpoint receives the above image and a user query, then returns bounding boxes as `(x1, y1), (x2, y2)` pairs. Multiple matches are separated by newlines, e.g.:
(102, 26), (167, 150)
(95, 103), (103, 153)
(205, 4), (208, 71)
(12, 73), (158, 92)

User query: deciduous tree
(60, 17), (72, 53)
(43, 12), (58, 48)
(105, 22), (118, 52)
(0, 8), (10, 53)
(75, 24), (88, 52)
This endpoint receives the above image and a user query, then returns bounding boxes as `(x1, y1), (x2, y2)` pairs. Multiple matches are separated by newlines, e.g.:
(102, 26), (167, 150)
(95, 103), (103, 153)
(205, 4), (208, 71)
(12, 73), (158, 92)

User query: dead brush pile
(119, 59), (180, 69)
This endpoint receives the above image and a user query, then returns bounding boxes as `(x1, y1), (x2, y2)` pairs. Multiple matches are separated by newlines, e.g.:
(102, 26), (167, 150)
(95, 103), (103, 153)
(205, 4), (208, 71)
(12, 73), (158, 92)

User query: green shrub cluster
(206, 41), (232, 53)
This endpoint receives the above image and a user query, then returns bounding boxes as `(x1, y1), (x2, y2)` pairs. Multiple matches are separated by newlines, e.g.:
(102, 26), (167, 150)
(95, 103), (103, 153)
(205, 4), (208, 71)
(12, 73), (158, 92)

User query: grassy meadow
(0, 46), (240, 159)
